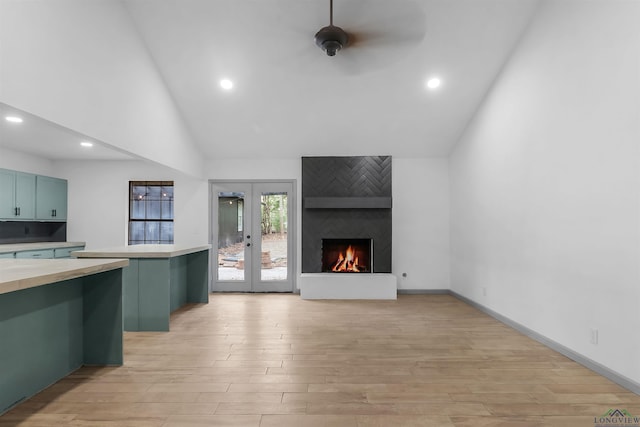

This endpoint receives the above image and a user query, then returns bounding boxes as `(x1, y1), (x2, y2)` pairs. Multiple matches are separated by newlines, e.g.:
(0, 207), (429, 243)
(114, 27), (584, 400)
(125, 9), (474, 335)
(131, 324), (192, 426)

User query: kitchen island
(0, 258), (128, 414)
(72, 244), (210, 332)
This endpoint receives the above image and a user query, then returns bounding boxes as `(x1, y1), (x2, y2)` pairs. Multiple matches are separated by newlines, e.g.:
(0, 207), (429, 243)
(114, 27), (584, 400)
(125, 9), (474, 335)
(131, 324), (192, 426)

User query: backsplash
(0, 221), (66, 244)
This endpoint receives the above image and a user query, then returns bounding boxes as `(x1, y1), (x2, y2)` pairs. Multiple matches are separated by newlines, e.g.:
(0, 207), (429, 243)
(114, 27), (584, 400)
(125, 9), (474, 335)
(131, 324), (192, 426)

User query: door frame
(209, 179), (297, 293)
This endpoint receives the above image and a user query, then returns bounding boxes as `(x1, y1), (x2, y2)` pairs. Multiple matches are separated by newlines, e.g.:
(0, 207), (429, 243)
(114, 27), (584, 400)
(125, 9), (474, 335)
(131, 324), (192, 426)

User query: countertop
(0, 241), (86, 254)
(72, 244), (212, 259)
(0, 258), (129, 295)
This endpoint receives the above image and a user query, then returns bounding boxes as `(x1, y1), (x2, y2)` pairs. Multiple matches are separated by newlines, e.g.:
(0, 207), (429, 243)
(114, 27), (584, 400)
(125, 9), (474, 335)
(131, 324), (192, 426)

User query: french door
(211, 181), (294, 292)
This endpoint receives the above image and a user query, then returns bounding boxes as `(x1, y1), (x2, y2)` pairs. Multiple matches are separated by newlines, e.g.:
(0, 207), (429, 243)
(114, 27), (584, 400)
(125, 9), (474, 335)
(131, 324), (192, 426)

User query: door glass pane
(260, 192), (287, 281)
(217, 192), (245, 281)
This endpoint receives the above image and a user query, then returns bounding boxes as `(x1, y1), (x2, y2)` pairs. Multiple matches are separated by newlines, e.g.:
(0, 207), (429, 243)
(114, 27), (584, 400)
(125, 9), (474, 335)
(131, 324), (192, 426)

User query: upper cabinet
(0, 169), (36, 220)
(36, 176), (67, 220)
(0, 168), (67, 221)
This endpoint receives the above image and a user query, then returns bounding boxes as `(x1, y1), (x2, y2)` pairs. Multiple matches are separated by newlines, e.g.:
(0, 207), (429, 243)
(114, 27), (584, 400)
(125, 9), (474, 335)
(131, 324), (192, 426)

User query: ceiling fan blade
(338, 0), (427, 48)
(257, 0), (427, 76)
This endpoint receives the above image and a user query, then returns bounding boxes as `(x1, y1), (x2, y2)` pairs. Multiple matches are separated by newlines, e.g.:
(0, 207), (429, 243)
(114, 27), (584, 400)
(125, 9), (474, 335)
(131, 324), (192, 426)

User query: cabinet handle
(52, 209), (56, 217)
(14, 207), (18, 216)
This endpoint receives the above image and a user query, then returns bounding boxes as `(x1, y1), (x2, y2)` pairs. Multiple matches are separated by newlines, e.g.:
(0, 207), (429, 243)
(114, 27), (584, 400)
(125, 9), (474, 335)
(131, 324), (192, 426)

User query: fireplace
(322, 239), (372, 273)
(301, 156), (396, 299)
(302, 156), (392, 273)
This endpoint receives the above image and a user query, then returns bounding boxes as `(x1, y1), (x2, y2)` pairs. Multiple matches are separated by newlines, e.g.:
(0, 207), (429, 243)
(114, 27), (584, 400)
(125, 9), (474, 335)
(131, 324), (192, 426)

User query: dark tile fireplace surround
(302, 156), (392, 273)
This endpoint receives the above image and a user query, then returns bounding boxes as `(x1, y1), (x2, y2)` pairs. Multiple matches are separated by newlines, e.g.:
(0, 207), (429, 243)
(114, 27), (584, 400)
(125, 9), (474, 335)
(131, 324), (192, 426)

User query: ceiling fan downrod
(314, 0), (349, 56)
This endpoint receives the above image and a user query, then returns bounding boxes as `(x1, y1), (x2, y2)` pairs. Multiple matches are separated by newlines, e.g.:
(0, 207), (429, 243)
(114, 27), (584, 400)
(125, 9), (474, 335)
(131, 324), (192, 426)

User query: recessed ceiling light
(80, 141), (93, 147)
(220, 79), (234, 90)
(5, 116), (23, 123)
(426, 77), (442, 90)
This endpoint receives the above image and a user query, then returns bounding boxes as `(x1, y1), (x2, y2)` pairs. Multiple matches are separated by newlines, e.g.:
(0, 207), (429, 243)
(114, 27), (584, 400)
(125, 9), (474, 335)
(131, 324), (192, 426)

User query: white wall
(393, 158), (450, 289)
(3, 152), (449, 291)
(0, 0), (203, 177)
(450, 0), (640, 385)
(206, 157), (450, 290)
(57, 160), (208, 249)
(0, 147), (55, 177)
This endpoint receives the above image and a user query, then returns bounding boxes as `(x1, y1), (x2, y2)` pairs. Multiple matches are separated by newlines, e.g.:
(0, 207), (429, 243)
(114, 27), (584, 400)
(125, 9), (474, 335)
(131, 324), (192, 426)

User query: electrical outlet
(590, 329), (599, 345)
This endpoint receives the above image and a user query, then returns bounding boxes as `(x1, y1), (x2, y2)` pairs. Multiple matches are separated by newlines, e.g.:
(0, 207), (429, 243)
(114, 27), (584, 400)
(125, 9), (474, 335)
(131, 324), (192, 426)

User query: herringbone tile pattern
(302, 156), (391, 198)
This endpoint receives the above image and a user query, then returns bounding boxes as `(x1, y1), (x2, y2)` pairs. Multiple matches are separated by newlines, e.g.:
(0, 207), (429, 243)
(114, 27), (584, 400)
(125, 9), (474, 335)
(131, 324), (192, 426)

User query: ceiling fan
(310, 0), (427, 70)
(314, 0), (349, 56)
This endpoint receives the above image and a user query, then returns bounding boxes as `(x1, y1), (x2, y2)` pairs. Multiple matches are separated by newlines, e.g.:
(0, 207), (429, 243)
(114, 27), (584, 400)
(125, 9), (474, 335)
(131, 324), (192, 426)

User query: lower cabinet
(54, 246), (85, 258)
(2, 245), (85, 259)
(15, 249), (55, 259)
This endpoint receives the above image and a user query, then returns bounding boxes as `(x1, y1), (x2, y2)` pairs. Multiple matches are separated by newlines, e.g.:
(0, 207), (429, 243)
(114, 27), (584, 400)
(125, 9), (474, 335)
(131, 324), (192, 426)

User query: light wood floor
(2, 294), (639, 426)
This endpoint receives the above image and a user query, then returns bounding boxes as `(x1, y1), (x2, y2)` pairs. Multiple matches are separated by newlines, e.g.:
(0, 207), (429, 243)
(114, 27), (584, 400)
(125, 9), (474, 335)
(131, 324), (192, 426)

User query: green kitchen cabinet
(54, 246), (85, 258)
(36, 175), (67, 220)
(15, 249), (55, 259)
(0, 252), (15, 259)
(0, 169), (36, 220)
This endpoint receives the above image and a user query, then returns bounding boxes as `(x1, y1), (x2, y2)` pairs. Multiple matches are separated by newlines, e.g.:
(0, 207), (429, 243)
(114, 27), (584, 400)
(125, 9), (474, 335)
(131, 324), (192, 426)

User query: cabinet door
(0, 169), (16, 219)
(0, 169), (36, 219)
(15, 172), (36, 219)
(15, 249), (55, 259)
(0, 252), (15, 258)
(36, 176), (68, 220)
(54, 246), (85, 258)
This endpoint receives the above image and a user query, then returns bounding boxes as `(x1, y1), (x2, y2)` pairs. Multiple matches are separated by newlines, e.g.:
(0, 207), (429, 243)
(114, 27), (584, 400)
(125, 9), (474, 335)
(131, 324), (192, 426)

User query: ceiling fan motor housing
(315, 25), (349, 56)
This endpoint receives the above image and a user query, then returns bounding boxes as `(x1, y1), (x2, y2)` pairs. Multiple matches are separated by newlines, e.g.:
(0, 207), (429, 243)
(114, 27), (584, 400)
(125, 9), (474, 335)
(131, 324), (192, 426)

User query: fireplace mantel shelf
(303, 197), (392, 209)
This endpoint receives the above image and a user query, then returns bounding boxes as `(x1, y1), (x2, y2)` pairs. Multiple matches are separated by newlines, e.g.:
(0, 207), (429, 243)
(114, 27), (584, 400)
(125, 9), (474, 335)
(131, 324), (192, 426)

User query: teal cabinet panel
(36, 175), (67, 220)
(0, 169), (36, 220)
(0, 169), (16, 219)
(0, 271), (124, 414)
(0, 278), (84, 414)
(15, 249), (55, 259)
(82, 269), (124, 365)
(138, 259), (171, 331)
(54, 246), (85, 259)
(0, 252), (15, 259)
(120, 250), (209, 332)
(122, 261), (140, 331)
(170, 256), (188, 312)
(15, 173), (36, 219)
(187, 250), (210, 303)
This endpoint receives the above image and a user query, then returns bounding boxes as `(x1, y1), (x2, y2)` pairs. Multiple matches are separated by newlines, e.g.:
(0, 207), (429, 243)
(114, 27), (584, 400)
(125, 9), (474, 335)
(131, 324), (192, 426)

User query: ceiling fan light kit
(315, 25), (349, 56)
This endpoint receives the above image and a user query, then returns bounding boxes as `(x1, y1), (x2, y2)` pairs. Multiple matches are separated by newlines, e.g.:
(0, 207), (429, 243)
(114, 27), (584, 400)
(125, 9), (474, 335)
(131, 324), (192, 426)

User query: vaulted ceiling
(0, 0), (539, 161)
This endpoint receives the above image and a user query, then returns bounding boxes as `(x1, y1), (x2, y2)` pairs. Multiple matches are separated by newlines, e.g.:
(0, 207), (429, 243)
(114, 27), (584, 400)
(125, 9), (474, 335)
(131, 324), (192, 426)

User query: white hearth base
(299, 273), (397, 300)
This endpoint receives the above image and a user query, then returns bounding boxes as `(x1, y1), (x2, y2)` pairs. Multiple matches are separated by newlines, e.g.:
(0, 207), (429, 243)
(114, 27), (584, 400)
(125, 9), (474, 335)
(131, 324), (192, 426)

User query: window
(128, 181), (174, 245)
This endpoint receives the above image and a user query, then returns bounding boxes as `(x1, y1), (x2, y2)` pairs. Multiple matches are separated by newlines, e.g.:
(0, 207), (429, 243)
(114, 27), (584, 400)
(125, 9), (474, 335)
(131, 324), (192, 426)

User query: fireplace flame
(331, 245), (362, 272)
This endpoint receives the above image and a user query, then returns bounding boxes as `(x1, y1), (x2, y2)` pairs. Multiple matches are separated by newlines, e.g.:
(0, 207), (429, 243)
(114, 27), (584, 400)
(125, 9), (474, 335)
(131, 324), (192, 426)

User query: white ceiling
(0, 103), (136, 161)
(1, 0), (540, 161)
